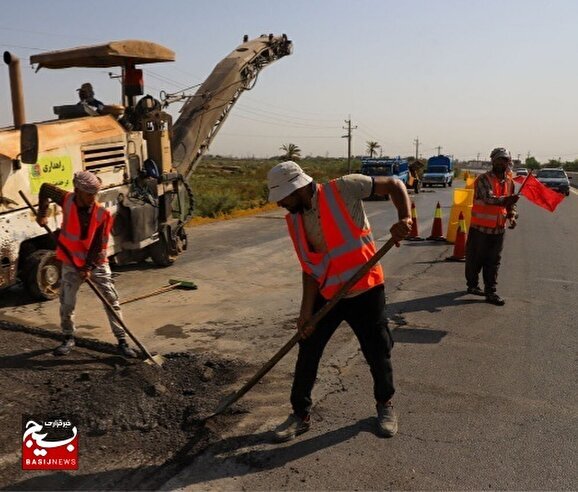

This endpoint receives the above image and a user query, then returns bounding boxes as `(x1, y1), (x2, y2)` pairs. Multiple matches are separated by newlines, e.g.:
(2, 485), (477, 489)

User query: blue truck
(422, 155), (454, 188)
(361, 157), (414, 200)
(360, 157), (420, 199)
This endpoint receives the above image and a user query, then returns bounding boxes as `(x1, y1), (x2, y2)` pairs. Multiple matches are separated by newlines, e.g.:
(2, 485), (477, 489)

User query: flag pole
(516, 170), (533, 195)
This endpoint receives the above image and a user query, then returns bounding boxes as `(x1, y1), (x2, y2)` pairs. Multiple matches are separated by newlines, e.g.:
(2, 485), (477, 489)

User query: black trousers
(291, 284), (395, 418)
(465, 227), (505, 293)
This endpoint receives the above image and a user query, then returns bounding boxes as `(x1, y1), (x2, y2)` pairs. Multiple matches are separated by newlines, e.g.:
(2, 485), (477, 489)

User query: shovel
(19, 190), (165, 367)
(207, 235), (399, 419)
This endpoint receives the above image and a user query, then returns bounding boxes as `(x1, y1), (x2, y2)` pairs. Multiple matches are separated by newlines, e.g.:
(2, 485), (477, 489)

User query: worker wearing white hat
(267, 161), (412, 442)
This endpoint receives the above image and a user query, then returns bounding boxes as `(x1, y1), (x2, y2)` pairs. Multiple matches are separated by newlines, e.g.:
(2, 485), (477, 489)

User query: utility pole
(477, 152), (480, 163)
(413, 137), (420, 160)
(436, 146), (442, 156)
(342, 116), (357, 173)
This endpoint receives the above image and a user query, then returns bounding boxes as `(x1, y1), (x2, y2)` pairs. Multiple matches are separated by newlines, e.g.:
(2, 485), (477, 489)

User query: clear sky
(1, 0), (577, 162)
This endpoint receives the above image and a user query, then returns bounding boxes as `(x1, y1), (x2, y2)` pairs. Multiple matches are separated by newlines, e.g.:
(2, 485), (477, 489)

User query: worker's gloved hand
(79, 268), (91, 281)
(389, 218), (413, 246)
(508, 219), (517, 230)
(36, 216), (48, 227)
(503, 195), (519, 207)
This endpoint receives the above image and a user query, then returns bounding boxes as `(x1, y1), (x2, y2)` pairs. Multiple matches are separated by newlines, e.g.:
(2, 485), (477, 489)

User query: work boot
(273, 414), (311, 443)
(376, 401), (398, 438)
(118, 339), (138, 358)
(485, 293), (505, 306)
(467, 286), (485, 296)
(53, 336), (75, 356)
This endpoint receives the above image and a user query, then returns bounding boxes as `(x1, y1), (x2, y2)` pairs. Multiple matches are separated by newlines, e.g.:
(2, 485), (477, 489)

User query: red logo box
(22, 418), (78, 470)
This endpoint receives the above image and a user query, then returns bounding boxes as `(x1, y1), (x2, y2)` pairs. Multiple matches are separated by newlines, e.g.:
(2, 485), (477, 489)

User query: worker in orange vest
(466, 148), (519, 305)
(267, 161), (412, 442)
(37, 171), (137, 357)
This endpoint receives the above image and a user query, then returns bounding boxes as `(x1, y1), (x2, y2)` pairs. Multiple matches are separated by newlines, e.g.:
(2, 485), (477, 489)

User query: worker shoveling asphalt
(207, 162), (413, 444)
(20, 175), (163, 367)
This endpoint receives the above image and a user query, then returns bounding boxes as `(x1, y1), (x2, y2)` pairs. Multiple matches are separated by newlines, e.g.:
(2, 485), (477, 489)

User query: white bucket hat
(267, 161), (313, 202)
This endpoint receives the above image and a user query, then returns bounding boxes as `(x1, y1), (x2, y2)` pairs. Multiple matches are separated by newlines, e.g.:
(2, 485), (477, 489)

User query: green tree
(563, 159), (578, 172)
(279, 143), (302, 161)
(525, 156), (540, 170)
(366, 141), (380, 158)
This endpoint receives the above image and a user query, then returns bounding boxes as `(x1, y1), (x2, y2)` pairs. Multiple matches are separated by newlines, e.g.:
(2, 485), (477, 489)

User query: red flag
(513, 174), (564, 212)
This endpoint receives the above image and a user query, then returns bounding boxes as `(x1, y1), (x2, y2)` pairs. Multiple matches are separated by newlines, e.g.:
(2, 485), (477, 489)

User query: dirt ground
(0, 321), (253, 490)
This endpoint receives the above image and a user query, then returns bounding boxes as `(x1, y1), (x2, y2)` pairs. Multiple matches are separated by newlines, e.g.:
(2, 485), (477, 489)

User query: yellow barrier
(447, 188), (474, 243)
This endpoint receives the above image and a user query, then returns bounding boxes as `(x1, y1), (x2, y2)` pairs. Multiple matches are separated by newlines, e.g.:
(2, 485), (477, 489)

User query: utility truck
(0, 35), (292, 299)
(422, 155), (453, 188)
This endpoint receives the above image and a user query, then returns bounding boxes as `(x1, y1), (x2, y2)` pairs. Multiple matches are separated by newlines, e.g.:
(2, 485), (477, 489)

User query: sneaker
(376, 401), (398, 438)
(118, 339), (138, 358)
(486, 293), (505, 306)
(467, 286), (485, 296)
(53, 337), (75, 356)
(273, 414), (311, 443)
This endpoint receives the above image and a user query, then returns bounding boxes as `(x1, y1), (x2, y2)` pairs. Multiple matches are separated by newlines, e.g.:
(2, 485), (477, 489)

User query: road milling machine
(0, 35), (292, 299)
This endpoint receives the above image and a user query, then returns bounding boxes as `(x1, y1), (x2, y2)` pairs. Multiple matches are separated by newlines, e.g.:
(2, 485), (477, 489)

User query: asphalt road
(1, 181), (576, 490)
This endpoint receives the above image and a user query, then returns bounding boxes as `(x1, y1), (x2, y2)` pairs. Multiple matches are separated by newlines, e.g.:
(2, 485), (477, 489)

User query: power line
(231, 112), (341, 130)
(220, 132), (341, 139)
(241, 94), (344, 117)
(236, 103), (338, 124)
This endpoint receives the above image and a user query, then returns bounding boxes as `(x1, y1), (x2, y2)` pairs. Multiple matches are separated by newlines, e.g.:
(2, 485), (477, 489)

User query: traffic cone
(427, 201), (446, 241)
(446, 211), (466, 261)
(406, 201), (424, 241)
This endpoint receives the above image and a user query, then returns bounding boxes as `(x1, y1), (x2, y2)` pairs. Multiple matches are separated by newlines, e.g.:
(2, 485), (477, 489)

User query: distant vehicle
(515, 168), (529, 176)
(360, 157), (418, 199)
(536, 168), (571, 196)
(422, 155), (454, 188)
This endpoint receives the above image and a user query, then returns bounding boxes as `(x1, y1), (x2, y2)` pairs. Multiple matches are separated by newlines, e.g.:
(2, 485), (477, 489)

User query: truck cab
(422, 155), (454, 188)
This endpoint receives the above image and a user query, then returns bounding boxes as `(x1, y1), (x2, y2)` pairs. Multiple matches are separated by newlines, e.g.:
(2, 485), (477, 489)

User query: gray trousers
(60, 263), (126, 339)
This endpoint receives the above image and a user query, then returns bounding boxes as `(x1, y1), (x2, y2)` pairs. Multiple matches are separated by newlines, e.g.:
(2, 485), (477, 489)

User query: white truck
(422, 155), (454, 188)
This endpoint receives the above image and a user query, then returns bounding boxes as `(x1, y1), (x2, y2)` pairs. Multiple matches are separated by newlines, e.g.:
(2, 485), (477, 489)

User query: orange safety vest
(470, 174), (514, 229)
(286, 181), (384, 300)
(56, 192), (111, 268)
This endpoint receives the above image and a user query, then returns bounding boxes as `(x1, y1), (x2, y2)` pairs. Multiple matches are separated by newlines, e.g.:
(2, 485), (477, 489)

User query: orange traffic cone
(446, 212), (466, 261)
(406, 201), (424, 241)
(427, 201), (446, 241)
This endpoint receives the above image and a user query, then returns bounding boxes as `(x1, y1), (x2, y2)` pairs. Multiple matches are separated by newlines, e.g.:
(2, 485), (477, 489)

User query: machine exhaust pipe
(3, 51), (26, 129)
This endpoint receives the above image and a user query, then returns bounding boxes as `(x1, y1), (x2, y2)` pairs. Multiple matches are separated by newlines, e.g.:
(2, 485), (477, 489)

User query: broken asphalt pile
(0, 321), (251, 490)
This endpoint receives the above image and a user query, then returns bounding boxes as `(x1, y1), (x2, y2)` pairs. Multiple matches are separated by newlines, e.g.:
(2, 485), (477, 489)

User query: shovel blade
(206, 391), (237, 420)
(143, 354), (165, 368)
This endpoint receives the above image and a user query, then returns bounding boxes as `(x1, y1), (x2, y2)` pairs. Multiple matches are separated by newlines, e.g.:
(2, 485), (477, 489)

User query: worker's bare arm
(298, 271), (320, 339)
(372, 177), (412, 242)
(37, 183), (66, 225)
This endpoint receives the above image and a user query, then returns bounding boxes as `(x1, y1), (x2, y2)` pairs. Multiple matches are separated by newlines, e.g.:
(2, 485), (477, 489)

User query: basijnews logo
(22, 417), (79, 470)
